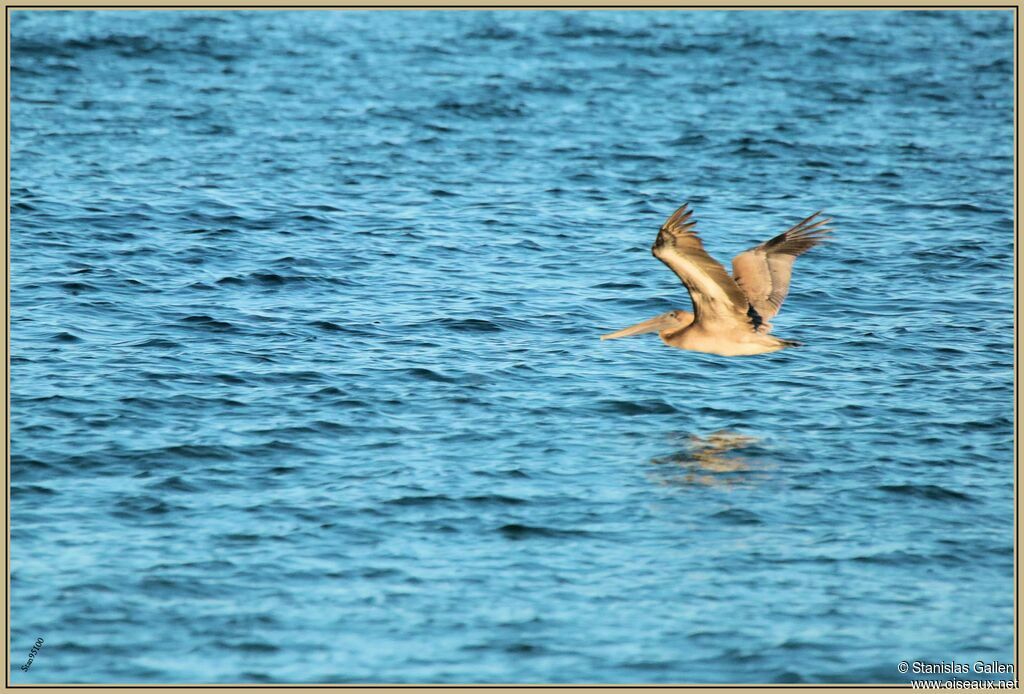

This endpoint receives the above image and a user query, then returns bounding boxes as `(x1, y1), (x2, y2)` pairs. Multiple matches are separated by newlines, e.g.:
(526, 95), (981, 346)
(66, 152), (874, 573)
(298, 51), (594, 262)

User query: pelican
(601, 203), (833, 356)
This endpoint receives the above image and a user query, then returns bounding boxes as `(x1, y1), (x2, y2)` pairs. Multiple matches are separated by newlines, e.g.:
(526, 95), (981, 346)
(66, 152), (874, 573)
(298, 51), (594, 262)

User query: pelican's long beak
(600, 315), (669, 340)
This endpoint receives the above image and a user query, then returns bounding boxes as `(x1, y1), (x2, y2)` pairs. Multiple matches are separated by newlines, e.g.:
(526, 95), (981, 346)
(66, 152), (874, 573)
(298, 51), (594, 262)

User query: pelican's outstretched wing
(731, 211), (833, 325)
(652, 203), (758, 330)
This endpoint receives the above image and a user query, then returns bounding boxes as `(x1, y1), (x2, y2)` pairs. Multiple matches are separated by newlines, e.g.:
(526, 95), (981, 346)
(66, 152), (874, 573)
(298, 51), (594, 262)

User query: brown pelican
(601, 203), (833, 356)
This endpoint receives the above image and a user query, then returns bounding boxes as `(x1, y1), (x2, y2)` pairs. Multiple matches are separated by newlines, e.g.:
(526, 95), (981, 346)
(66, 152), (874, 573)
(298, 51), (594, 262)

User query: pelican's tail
(770, 336), (803, 350)
(601, 312), (683, 340)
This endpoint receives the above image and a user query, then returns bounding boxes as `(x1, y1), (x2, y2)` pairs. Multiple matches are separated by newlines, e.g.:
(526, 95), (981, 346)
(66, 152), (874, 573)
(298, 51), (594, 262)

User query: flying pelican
(601, 203), (833, 356)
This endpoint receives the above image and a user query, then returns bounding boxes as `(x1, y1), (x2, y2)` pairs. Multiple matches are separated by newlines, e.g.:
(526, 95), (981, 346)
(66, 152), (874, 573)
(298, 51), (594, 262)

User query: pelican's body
(602, 203), (833, 356)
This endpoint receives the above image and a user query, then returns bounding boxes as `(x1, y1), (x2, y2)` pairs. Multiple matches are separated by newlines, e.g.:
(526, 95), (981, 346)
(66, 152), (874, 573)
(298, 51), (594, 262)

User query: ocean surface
(10, 10), (1015, 684)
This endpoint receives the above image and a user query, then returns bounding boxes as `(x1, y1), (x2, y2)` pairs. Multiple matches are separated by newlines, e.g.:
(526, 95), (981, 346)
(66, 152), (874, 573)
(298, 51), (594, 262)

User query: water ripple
(10, 8), (1013, 686)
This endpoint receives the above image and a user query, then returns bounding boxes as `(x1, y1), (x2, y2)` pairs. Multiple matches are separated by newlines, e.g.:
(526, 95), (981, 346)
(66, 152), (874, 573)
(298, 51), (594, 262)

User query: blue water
(10, 10), (1015, 684)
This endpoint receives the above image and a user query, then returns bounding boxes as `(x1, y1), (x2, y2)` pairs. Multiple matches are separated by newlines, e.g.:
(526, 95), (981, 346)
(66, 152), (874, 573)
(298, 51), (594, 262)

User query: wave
(498, 523), (593, 540)
(600, 399), (678, 415)
(876, 483), (973, 502)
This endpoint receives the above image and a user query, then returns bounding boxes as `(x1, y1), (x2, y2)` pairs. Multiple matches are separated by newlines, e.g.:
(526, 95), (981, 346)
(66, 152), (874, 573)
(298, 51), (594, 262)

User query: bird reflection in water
(650, 430), (766, 488)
